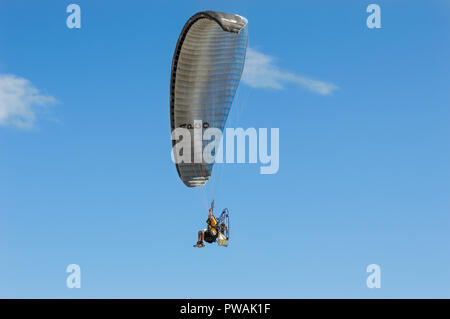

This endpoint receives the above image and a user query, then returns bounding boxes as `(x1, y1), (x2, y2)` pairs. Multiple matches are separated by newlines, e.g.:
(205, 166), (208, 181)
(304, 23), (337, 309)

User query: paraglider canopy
(170, 11), (248, 187)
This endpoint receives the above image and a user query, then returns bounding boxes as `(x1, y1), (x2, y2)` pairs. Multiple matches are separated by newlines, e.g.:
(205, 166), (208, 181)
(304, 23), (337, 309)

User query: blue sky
(0, 0), (449, 298)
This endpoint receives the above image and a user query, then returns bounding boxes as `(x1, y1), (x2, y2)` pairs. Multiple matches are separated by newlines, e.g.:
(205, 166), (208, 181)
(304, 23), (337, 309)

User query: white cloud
(242, 48), (338, 95)
(0, 74), (56, 130)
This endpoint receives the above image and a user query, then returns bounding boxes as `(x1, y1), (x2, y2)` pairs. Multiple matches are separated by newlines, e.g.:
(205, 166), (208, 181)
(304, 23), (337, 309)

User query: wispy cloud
(0, 74), (56, 130)
(242, 48), (338, 95)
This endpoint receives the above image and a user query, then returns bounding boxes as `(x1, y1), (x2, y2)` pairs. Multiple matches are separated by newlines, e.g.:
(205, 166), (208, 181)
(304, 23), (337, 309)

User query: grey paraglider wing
(170, 11), (248, 187)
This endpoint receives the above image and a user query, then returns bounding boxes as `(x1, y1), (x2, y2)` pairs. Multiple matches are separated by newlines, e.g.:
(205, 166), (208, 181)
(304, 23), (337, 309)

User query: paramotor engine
(216, 208), (230, 246)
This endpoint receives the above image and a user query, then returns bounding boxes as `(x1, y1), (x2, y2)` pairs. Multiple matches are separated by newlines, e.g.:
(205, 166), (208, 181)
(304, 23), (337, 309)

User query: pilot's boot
(193, 241), (205, 248)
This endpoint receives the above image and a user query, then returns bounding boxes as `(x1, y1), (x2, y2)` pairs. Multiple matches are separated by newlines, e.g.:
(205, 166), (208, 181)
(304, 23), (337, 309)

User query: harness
(205, 201), (230, 245)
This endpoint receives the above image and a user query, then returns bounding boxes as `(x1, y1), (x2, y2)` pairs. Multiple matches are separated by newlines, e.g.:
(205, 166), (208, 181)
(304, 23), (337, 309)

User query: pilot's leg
(194, 230), (205, 247)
